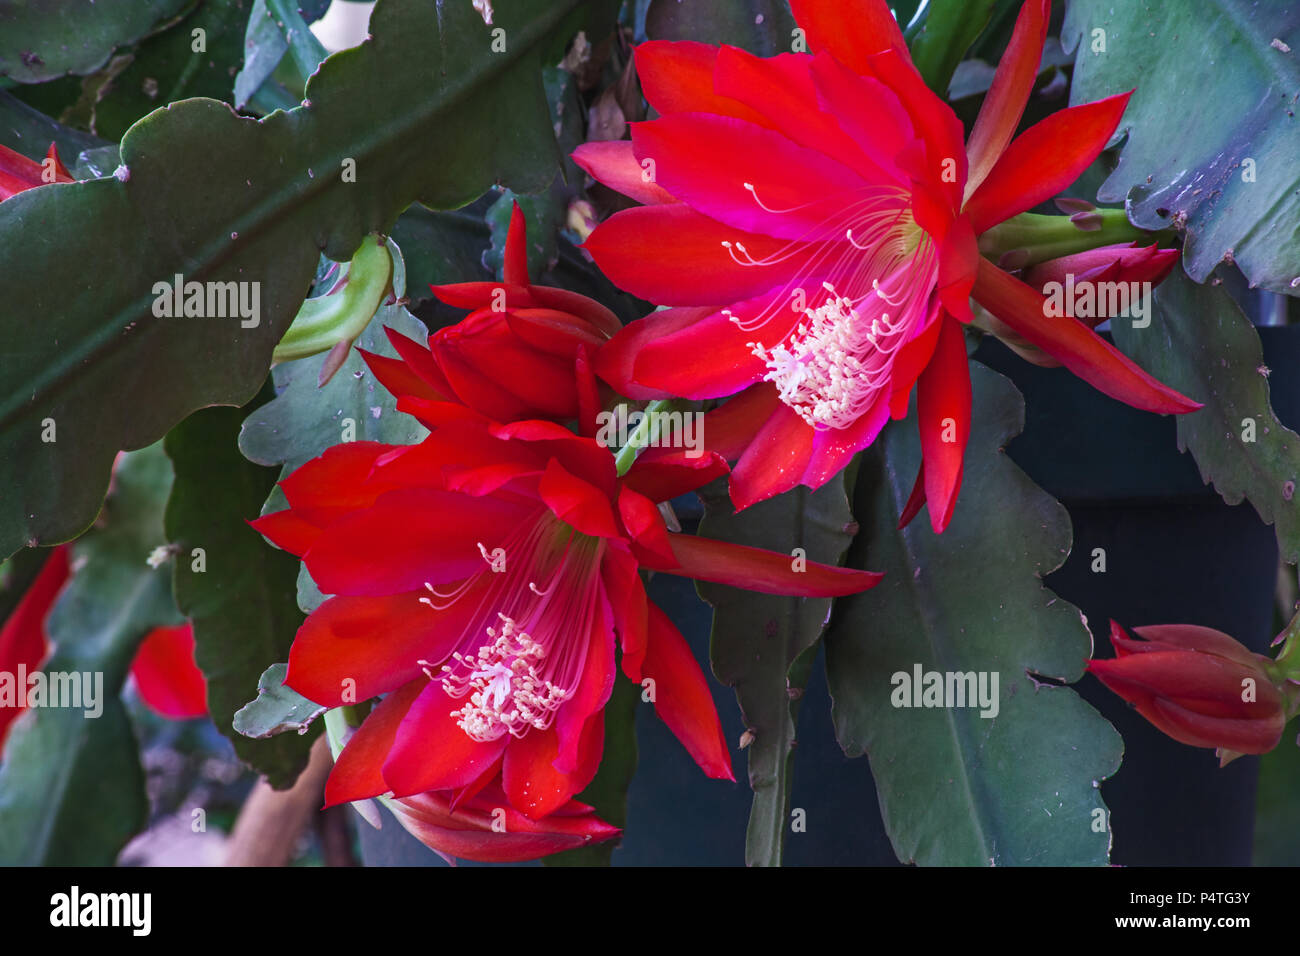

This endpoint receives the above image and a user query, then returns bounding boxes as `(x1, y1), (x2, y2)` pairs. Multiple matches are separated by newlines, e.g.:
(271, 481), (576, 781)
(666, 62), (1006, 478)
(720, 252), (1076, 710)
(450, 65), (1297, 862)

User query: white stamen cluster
(747, 283), (895, 431)
(437, 614), (570, 743)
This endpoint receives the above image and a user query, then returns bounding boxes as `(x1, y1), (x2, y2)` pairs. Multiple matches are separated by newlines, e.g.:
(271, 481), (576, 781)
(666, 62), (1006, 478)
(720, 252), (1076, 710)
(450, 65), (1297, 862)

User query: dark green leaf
(1063, 0), (1300, 294)
(825, 361), (1123, 866)
(390, 204), (491, 306)
(0, 89), (105, 160)
(1112, 270), (1300, 562)
(0, 444), (182, 865)
(645, 0), (798, 57)
(164, 397), (316, 789)
(0, 0), (192, 82)
(907, 0), (997, 95)
(1253, 732), (1300, 865)
(0, 0), (614, 561)
(92, 0), (255, 142)
(696, 474), (857, 867)
(233, 0), (331, 109)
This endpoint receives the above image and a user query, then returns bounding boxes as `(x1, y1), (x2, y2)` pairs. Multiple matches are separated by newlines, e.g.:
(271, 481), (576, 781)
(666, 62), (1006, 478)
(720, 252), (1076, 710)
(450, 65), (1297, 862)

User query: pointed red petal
(572, 140), (676, 205)
(937, 215), (978, 320)
(323, 678), (424, 806)
(916, 315), (971, 533)
(966, 92), (1133, 233)
(130, 624), (208, 720)
(971, 257), (1201, 414)
(502, 715), (604, 819)
(964, 0), (1050, 198)
(788, 0), (908, 70)
(897, 464), (927, 529)
(503, 201), (529, 285)
(661, 533), (882, 596)
(642, 603), (733, 781)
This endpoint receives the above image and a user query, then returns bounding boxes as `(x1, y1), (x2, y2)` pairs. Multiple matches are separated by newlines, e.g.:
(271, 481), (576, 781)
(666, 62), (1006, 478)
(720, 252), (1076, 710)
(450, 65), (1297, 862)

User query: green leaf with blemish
(0, 0), (192, 82)
(1063, 0), (1300, 293)
(825, 362), (1122, 866)
(1112, 270), (1300, 562)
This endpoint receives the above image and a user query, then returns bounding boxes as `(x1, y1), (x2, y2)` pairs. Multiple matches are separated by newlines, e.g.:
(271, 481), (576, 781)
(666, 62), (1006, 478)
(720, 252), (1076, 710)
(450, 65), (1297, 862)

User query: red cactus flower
(1087, 621), (1288, 755)
(0, 142), (72, 201)
(251, 402), (880, 821)
(577, 0), (1198, 529)
(130, 623), (209, 720)
(360, 202), (620, 425)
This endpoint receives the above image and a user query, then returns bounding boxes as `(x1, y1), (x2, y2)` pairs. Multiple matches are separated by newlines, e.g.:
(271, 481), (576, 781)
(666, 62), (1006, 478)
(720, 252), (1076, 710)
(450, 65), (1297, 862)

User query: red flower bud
(386, 776), (620, 864)
(1087, 621), (1287, 754)
(1023, 241), (1180, 330)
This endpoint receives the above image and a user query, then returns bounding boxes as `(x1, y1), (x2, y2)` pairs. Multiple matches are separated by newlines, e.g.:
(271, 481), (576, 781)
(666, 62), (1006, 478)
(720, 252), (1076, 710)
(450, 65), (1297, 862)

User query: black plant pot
(975, 326), (1300, 866)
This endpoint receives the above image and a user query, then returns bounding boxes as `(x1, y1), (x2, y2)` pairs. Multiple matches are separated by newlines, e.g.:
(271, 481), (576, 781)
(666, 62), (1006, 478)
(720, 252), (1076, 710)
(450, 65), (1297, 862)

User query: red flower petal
(0, 546), (68, 744)
(641, 602), (733, 781)
(538, 458), (621, 539)
(630, 113), (868, 240)
(323, 678), (425, 805)
(661, 533), (882, 597)
(595, 306), (709, 400)
(716, 46), (893, 182)
(602, 542), (649, 676)
(916, 314), (971, 533)
(965, 93), (1133, 233)
(285, 590), (462, 705)
(964, 0), (1050, 197)
(807, 51), (913, 183)
(384, 681), (511, 796)
(787, 0), (908, 71)
(621, 448), (730, 504)
(502, 714), (604, 820)
(302, 488), (533, 596)
(583, 204), (817, 307)
(728, 402), (815, 509)
(503, 200), (529, 286)
(635, 40), (769, 123)
(971, 257), (1201, 414)
(937, 215), (978, 320)
(131, 623), (208, 719)
(572, 140), (677, 205)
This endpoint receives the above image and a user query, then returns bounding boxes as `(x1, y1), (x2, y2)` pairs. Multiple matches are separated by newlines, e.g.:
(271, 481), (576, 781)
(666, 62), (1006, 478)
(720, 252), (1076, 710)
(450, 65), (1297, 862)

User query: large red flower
(361, 202), (620, 425)
(252, 403), (880, 822)
(578, 0), (1198, 528)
